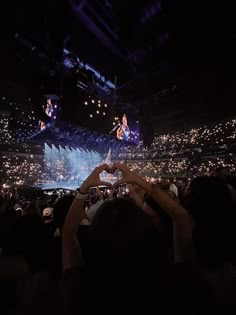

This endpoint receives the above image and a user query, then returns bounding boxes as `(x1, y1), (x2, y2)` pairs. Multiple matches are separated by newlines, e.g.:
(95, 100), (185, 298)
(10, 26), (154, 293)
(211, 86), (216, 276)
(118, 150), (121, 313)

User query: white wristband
(75, 192), (88, 200)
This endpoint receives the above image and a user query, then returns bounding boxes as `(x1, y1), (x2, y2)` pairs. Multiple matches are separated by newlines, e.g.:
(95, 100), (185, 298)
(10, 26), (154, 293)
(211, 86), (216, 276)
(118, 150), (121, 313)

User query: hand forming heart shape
(79, 163), (142, 193)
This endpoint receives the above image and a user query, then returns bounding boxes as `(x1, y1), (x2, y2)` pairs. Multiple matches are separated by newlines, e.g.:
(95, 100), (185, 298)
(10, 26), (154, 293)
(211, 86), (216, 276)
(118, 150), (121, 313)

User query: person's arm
(112, 163), (193, 263)
(62, 164), (112, 271)
(62, 197), (86, 271)
(149, 186), (192, 262)
(128, 184), (145, 209)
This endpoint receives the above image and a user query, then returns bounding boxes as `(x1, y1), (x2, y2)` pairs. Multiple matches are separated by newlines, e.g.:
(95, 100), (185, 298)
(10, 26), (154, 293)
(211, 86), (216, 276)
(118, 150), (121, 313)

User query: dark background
(0, 0), (235, 135)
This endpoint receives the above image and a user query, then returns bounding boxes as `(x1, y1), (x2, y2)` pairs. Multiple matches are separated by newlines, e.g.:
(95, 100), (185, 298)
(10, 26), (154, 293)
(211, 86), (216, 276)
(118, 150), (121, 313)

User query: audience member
(169, 178), (178, 198)
(1, 162), (236, 314)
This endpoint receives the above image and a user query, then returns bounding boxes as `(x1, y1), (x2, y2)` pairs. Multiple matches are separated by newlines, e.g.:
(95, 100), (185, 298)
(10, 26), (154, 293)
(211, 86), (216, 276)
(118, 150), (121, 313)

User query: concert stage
(34, 181), (83, 191)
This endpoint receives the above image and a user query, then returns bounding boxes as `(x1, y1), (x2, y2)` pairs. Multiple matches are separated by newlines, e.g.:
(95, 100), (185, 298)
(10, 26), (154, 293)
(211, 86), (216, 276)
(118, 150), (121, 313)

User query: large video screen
(39, 96), (61, 130)
(111, 113), (140, 144)
(61, 91), (140, 144)
(61, 49), (140, 144)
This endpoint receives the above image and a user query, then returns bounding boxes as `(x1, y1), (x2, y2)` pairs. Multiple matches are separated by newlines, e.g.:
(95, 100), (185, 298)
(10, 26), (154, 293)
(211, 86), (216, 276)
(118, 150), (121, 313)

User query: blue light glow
(44, 143), (104, 186)
(64, 49), (115, 89)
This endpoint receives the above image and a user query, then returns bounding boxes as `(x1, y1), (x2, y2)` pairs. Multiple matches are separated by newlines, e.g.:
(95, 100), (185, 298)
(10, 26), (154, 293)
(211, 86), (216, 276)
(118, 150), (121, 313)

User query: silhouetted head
(82, 197), (159, 270)
(92, 198), (153, 250)
(79, 198), (167, 312)
(4, 214), (50, 271)
(185, 176), (235, 268)
(186, 176), (232, 221)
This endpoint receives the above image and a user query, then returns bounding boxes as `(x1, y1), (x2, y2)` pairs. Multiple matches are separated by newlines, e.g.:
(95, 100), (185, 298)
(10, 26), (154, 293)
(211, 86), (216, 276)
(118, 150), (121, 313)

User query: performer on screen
(45, 99), (53, 117)
(117, 114), (130, 141)
(40, 99), (54, 130)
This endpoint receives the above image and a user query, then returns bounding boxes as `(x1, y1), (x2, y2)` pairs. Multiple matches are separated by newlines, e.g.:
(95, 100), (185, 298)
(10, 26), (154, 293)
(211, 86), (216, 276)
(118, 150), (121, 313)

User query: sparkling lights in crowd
(126, 156), (236, 182)
(119, 119), (236, 159)
(0, 93), (235, 187)
(1, 153), (235, 188)
(0, 96), (59, 144)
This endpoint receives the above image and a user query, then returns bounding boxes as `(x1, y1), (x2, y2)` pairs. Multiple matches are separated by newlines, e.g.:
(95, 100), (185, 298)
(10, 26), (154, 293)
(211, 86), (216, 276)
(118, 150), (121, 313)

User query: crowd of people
(1, 152), (235, 187)
(1, 100), (236, 314)
(119, 118), (236, 159)
(0, 163), (236, 315)
(127, 156), (236, 181)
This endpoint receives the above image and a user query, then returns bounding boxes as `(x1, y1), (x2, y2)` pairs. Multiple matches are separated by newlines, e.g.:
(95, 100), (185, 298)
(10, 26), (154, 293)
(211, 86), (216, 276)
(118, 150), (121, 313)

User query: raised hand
(80, 164), (113, 193)
(111, 163), (142, 187)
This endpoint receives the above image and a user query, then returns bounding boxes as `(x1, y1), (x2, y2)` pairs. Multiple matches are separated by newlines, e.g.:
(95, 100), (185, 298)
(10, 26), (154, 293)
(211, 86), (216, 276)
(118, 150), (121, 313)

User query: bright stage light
(96, 110), (100, 114)
(92, 100), (95, 103)
(104, 104), (107, 107)
(89, 114), (93, 118)
(84, 101), (88, 105)
(103, 112), (106, 115)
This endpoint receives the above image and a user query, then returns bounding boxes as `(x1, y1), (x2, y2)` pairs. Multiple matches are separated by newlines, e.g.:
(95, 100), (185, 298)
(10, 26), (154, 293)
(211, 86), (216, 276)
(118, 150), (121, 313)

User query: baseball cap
(43, 207), (53, 217)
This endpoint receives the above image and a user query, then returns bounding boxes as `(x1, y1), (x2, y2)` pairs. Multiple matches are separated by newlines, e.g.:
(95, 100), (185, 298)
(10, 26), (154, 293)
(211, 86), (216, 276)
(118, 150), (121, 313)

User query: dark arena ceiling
(0, 0), (236, 132)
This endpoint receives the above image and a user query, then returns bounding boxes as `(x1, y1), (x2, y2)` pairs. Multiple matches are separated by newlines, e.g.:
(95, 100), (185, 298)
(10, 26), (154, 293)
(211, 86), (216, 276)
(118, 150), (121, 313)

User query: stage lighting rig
(62, 48), (116, 102)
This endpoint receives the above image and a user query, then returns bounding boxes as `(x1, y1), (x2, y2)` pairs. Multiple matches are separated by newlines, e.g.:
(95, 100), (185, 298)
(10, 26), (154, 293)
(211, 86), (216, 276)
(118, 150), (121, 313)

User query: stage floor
(34, 181), (82, 190)
(35, 174), (119, 190)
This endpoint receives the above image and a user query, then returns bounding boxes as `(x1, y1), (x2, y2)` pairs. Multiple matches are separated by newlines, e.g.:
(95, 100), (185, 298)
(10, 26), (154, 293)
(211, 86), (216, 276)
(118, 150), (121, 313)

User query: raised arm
(112, 163), (193, 263)
(62, 164), (112, 271)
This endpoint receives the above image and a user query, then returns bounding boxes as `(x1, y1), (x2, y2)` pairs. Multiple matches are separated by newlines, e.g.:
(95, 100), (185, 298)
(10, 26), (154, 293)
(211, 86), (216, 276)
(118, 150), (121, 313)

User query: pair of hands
(80, 163), (141, 193)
